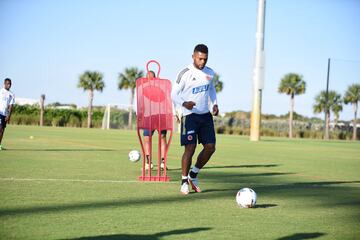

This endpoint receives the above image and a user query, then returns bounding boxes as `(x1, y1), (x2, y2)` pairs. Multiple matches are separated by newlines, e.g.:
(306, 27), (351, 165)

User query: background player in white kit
(171, 44), (219, 195)
(142, 70), (168, 170)
(0, 78), (15, 150)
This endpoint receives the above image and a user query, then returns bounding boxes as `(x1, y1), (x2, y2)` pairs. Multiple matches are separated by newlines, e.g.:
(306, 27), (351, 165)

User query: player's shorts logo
(187, 135), (193, 141)
(206, 75), (211, 80)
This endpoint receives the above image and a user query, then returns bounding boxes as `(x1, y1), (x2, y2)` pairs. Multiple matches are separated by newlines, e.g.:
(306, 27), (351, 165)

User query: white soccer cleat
(160, 161), (168, 170)
(180, 182), (189, 195)
(188, 177), (201, 193)
(145, 163), (154, 170)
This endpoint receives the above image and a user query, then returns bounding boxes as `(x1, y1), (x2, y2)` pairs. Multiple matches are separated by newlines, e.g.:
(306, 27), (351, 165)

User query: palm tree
(78, 71), (105, 128)
(118, 67), (144, 129)
(213, 73), (224, 93)
(278, 73), (306, 138)
(332, 103), (343, 128)
(343, 84), (360, 140)
(313, 90), (342, 140)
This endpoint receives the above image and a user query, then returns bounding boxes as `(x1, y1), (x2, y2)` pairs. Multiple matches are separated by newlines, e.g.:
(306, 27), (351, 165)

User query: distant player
(171, 44), (219, 194)
(0, 78), (15, 150)
(143, 70), (168, 170)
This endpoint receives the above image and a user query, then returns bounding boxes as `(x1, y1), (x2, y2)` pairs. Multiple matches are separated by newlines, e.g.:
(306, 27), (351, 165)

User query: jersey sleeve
(171, 68), (188, 107)
(209, 72), (217, 106)
(10, 93), (15, 105)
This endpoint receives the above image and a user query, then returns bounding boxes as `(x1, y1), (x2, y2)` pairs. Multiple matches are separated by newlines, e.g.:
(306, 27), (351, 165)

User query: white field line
(0, 177), (177, 184)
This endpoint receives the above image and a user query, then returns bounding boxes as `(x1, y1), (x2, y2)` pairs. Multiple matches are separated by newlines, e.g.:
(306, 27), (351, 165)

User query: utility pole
(40, 94), (45, 126)
(250, 0), (266, 141)
(324, 58), (331, 140)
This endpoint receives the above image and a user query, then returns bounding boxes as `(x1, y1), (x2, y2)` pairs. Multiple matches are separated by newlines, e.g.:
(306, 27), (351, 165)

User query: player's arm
(171, 70), (195, 110)
(174, 105), (182, 123)
(171, 73), (185, 106)
(5, 96), (15, 123)
(209, 76), (219, 116)
(5, 104), (13, 123)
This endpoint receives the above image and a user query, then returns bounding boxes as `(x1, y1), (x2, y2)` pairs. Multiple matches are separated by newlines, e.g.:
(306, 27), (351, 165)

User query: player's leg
(0, 128), (4, 150)
(180, 143), (196, 194)
(182, 143), (196, 176)
(188, 143), (215, 192)
(194, 143), (216, 169)
(180, 114), (197, 194)
(0, 115), (6, 150)
(189, 112), (216, 192)
(160, 130), (167, 170)
(143, 129), (153, 169)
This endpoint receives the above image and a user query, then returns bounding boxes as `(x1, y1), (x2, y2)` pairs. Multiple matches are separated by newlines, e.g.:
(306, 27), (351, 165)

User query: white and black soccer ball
(128, 150), (141, 163)
(236, 188), (257, 208)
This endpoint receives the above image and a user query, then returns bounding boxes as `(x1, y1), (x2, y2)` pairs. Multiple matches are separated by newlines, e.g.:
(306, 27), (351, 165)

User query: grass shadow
(0, 188), (239, 217)
(253, 204), (277, 209)
(276, 232), (326, 240)
(1, 178), (359, 218)
(167, 164), (279, 171)
(61, 227), (212, 240)
(203, 164), (280, 169)
(199, 172), (296, 184)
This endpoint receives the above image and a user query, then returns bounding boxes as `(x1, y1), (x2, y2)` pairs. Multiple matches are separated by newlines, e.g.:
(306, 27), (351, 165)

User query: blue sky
(0, 0), (359, 120)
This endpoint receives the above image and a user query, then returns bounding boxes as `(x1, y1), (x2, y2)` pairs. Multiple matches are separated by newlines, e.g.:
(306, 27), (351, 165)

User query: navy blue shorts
(0, 115), (6, 128)
(180, 112), (215, 146)
(143, 129), (167, 137)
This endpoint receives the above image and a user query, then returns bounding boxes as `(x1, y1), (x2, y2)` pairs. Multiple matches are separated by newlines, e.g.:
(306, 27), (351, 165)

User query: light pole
(250, 0), (266, 141)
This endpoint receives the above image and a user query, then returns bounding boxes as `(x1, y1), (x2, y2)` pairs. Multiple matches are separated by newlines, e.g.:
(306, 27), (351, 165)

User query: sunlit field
(0, 125), (359, 240)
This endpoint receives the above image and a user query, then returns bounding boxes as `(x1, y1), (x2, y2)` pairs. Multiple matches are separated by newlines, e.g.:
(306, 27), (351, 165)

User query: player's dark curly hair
(149, 70), (156, 77)
(194, 44), (208, 54)
(4, 78), (11, 83)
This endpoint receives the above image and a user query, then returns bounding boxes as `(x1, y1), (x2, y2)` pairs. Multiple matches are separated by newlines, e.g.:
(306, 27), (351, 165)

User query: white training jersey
(0, 88), (15, 116)
(171, 64), (217, 116)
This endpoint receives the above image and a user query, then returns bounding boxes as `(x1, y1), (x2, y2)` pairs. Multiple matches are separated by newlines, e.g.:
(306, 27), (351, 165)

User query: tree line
(278, 73), (359, 140)
(12, 68), (359, 140)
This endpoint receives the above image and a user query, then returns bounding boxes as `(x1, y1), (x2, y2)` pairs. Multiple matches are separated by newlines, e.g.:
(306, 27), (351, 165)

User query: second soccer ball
(128, 150), (141, 163)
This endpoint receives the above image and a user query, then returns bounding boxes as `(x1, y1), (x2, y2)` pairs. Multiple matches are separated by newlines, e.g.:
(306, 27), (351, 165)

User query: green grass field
(0, 125), (359, 240)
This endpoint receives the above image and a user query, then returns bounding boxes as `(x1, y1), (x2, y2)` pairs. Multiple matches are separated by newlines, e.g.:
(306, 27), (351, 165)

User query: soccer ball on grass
(236, 188), (257, 208)
(128, 150), (141, 162)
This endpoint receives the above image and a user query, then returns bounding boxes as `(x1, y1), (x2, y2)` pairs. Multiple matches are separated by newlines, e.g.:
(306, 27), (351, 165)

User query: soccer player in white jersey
(171, 44), (219, 195)
(0, 78), (15, 150)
